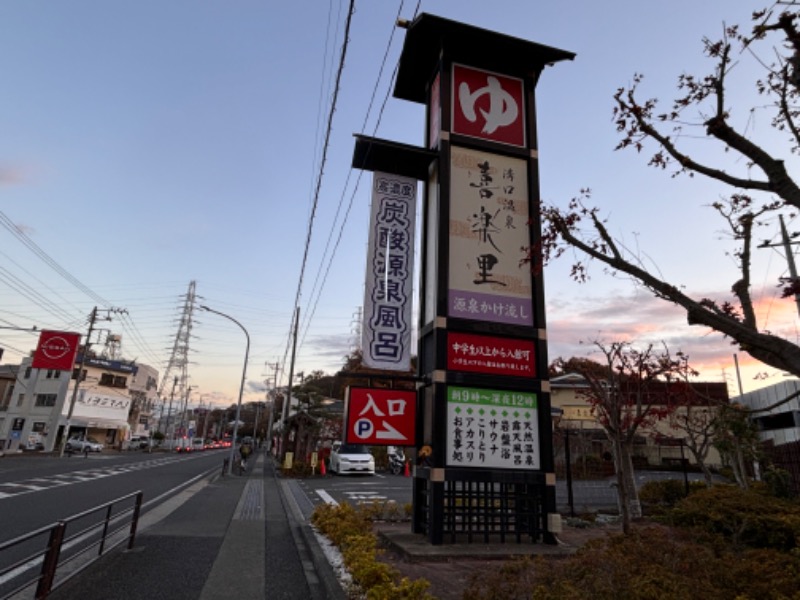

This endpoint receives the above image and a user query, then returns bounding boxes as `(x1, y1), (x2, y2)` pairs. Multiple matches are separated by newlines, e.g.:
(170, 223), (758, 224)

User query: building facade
(550, 373), (728, 469)
(735, 378), (800, 446)
(0, 354), (159, 452)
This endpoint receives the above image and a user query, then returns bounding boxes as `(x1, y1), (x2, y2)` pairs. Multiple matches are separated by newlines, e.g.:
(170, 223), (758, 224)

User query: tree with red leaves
(554, 341), (699, 533)
(539, 5), (800, 380)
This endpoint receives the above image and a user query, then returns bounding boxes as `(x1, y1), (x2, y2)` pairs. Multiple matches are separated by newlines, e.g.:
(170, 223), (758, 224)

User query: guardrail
(0, 490), (143, 599)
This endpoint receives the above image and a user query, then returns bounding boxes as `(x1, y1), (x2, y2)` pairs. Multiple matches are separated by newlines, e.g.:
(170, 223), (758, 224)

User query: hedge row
(311, 502), (433, 600)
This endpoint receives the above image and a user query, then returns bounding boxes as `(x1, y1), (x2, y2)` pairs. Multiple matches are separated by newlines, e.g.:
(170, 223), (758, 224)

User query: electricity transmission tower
(157, 280), (198, 437)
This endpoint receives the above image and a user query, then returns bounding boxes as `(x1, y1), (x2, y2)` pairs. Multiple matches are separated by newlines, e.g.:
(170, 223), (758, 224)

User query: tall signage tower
(353, 14), (574, 545)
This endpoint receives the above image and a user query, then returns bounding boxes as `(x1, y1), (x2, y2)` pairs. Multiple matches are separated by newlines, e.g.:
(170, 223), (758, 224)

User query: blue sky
(1, 1), (796, 408)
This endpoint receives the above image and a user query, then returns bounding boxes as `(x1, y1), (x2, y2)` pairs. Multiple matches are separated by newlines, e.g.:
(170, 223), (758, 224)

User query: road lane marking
(315, 489), (339, 506)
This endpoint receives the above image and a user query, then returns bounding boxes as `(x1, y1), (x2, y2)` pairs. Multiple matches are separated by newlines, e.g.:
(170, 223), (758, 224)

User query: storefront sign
(32, 330), (81, 371)
(446, 386), (539, 469)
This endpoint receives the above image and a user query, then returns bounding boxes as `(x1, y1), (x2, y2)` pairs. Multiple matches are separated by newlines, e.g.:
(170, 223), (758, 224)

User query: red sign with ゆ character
(345, 387), (416, 446)
(31, 330), (81, 371)
(452, 64), (525, 147)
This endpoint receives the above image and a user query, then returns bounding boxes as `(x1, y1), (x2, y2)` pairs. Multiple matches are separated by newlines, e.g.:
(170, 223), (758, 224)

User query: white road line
(316, 489), (339, 506)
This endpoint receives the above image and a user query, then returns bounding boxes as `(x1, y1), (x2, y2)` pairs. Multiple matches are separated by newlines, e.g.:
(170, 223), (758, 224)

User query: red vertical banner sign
(31, 330), (81, 371)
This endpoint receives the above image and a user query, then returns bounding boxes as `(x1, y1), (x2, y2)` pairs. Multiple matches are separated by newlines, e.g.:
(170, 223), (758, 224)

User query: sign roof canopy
(394, 12), (575, 104)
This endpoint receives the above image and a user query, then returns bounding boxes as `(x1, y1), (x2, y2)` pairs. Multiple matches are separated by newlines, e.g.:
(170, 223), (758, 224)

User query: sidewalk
(49, 451), (346, 600)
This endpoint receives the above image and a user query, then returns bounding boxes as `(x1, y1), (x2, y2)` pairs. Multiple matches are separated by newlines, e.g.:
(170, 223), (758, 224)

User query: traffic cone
(403, 460), (410, 477)
(320, 458), (326, 476)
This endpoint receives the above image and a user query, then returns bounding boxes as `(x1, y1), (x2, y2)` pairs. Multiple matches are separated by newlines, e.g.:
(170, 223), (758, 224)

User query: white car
(125, 435), (151, 450)
(329, 442), (375, 475)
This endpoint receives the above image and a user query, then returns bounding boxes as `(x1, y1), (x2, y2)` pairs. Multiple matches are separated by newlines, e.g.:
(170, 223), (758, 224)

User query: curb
(269, 459), (347, 600)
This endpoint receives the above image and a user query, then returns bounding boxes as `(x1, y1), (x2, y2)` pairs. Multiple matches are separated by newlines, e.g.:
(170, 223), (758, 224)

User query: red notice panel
(447, 331), (535, 378)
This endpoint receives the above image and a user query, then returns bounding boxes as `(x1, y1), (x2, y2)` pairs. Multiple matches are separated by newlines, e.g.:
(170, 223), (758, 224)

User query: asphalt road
(0, 450), (228, 539)
(0, 448), (229, 596)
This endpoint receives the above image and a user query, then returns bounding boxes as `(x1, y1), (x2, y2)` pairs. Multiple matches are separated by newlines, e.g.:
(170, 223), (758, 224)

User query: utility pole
(59, 306), (127, 457)
(200, 395), (210, 440)
(265, 361), (280, 453)
(279, 307), (300, 460)
(178, 385), (193, 441)
(759, 214), (800, 317)
(166, 376), (178, 447)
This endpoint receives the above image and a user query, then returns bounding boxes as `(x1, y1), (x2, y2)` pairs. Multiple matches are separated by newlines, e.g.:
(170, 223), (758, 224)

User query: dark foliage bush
(463, 525), (800, 600)
(667, 484), (800, 551)
(638, 479), (706, 515)
(762, 466), (795, 499)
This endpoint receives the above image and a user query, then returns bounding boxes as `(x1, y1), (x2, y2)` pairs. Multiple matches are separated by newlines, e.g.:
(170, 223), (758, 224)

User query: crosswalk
(0, 455), (192, 499)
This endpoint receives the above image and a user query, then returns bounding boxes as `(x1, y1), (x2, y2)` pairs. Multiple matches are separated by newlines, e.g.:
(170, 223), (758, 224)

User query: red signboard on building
(345, 387), (416, 446)
(31, 330), (81, 371)
(447, 331), (536, 378)
(451, 64), (525, 147)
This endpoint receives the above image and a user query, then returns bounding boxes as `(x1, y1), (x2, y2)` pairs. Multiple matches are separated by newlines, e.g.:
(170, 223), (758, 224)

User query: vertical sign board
(361, 172), (417, 371)
(448, 146), (532, 326)
(447, 386), (539, 469)
(446, 63), (538, 471)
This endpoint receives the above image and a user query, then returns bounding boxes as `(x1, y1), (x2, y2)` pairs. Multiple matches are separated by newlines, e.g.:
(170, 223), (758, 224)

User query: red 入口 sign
(31, 330), (81, 371)
(447, 331), (536, 378)
(451, 64), (525, 147)
(345, 387), (416, 446)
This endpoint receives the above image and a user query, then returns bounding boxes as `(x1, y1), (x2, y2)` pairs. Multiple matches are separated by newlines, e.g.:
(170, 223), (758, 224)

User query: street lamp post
(199, 305), (250, 476)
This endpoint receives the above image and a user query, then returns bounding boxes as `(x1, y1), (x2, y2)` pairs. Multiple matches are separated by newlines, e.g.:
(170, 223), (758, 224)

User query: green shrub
(667, 484), (800, 551)
(311, 503), (434, 599)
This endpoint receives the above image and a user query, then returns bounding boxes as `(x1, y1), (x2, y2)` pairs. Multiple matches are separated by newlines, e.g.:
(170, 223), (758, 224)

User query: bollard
(222, 458), (229, 477)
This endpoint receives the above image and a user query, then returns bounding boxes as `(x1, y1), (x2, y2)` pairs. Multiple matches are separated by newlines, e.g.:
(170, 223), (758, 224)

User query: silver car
(66, 436), (104, 453)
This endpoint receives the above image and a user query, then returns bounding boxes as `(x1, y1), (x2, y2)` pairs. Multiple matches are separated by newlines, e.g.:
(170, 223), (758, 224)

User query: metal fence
(0, 491), (143, 599)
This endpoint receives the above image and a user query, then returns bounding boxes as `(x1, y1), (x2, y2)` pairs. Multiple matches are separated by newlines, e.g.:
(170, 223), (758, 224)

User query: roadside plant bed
(463, 484), (800, 600)
(462, 523), (800, 600)
(311, 502), (433, 599)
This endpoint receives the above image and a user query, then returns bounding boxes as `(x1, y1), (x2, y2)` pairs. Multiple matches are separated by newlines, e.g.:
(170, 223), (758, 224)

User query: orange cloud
(547, 289), (799, 395)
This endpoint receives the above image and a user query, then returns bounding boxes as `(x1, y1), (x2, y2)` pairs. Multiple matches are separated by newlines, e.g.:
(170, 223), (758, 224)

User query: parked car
(125, 435), (151, 450)
(66, 436), (104, 453)
(329, 442), (375, 475)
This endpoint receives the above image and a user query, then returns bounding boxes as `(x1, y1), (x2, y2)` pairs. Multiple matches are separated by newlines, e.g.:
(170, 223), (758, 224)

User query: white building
(0, 353), (159, 452)
(735, 378), (800, 445)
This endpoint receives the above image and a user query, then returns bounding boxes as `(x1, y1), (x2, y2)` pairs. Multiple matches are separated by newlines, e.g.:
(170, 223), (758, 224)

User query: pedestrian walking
(238, 441), (252, 473)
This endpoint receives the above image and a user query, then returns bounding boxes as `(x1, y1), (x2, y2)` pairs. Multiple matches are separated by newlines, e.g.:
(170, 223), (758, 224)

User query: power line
(300, 0), (411, 348)
(280, 0), (357, 379)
